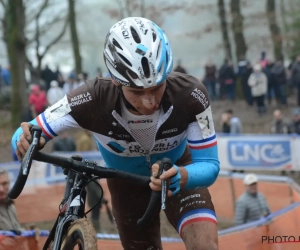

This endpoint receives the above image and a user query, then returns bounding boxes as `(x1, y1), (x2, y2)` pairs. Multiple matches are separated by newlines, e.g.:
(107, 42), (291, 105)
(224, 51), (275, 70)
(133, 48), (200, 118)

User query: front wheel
(60, 218), (97, 250)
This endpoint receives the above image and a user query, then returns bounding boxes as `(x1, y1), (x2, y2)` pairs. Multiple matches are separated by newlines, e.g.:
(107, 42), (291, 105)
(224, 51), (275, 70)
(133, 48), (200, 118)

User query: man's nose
(142, 92), (153, 101)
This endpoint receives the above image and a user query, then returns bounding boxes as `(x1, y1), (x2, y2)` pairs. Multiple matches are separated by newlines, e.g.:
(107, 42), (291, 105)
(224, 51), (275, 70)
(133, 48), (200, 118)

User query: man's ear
(111, 78), (120, 87)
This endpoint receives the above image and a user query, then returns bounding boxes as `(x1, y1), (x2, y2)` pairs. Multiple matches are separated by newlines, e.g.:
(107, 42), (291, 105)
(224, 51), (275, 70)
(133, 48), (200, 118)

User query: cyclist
(12, 17), (220, 250)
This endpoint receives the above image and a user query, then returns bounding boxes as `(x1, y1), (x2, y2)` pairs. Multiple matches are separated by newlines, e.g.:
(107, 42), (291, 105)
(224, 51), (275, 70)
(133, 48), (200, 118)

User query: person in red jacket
(28, 85), (48, 115)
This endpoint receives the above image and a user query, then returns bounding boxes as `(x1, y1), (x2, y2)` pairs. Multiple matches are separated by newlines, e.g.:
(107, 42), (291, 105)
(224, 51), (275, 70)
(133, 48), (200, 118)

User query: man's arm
(11, 80), (99, 160)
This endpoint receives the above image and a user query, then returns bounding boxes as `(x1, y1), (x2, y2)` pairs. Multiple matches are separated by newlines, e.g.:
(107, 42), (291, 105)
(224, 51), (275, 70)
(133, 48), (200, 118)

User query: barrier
(0, 231), (185, 250)
(5, 170), (298, 224)
(2, 201), (300, 250)
(2, 134), (300, 183)
(1, 171), (300, 249)
(218, 201), (300, 250)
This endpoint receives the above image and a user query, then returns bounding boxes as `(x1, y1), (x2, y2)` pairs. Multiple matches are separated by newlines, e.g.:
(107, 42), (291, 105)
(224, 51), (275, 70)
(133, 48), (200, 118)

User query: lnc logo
(228, 140), (291, 167)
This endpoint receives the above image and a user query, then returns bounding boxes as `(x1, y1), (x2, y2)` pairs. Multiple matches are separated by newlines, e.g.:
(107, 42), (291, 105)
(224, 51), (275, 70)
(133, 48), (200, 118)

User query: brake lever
(22, 126), (42, 175)
(160, 158), (173, 210)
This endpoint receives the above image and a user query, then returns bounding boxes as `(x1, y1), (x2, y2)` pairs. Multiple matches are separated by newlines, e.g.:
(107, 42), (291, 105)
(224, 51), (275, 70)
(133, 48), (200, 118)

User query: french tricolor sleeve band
(29, 116), (55, 142)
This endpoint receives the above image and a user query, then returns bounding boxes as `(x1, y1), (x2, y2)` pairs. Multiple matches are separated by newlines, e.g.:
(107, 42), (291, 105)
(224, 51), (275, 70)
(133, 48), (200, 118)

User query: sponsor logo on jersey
(128, 119), (153, 124)
(191, 88), (209, 108)
(70, 92), (92, 107)
(128, 141), (178, 153)
(162, 128), (178, 135)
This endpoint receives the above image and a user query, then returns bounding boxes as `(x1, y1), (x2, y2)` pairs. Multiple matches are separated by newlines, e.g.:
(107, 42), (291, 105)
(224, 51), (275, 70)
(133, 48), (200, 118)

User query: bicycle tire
(60, 218), (97, 250)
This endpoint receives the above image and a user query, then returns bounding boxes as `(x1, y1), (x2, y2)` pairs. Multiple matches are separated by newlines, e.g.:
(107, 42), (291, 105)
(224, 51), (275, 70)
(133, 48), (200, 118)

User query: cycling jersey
(12, 72), (219, 188)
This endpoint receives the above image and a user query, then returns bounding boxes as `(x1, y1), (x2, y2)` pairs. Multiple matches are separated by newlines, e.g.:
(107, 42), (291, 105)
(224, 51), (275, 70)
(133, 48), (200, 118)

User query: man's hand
(149, 163), (188, 197)
(15, 123), (46, 161)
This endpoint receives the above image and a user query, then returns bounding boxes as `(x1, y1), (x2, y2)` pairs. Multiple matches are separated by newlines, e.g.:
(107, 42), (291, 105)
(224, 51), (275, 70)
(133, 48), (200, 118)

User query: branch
(41, 14), (69, 58)
(26, 14), (66, 46)
(26, 0), (49, 26)
(115, 0), (125, 19)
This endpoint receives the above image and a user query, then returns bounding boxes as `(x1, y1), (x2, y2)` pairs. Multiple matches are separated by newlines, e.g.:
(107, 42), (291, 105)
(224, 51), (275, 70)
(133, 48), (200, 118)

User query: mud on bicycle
(8, 126), (172, 250)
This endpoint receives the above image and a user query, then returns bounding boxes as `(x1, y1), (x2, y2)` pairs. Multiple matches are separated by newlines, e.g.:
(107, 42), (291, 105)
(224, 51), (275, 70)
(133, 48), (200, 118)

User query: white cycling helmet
(103, 17), (173, 89)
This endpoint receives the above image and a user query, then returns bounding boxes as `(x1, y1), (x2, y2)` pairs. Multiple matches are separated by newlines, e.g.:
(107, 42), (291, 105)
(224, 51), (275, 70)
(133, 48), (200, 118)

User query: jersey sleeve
(183, 79), (220, 189)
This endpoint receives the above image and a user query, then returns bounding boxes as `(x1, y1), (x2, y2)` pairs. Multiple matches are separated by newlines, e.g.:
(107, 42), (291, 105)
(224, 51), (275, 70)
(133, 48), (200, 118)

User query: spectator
(290, 108), (300, 135)
(219, 59), (236, 101)
(291, 55), (300, 106)
(47, 80), (65, 106)
(235, 174), (271, 225)
(76, 130), (93, 152)
(221, 112), (230, 133)
(173, 59), (187, 74)
(0, 169), (22, 231)
(263, 60), (275, 105)
(203, 59), (217, 100)
(270, 109), (291, 134)
(28, 84), (48, 115)
(52, 131), (76, 152)
(41, 65), (55, 91)
(1, 65), (11, 86)
(240, 61), (253, 106)
(248, 64), (268, 115)
(226, 109), (242, 134)
(270, 60), (287, 106)
(63, 77), (77, 95)
(54, 66), (65, 88)
(260, 51), (268, 69)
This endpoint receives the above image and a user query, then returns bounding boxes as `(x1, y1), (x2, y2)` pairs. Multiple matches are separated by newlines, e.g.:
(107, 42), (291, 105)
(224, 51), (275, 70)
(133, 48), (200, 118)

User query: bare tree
(217, 0), (233, 60)
(266, 0), (283, 60)
(25, 0), (69, 80)
(2, 0), (27, 127)
(103, 0), (183, 27)
(68, 0), (82, 75)
(230, 0), (247, 61)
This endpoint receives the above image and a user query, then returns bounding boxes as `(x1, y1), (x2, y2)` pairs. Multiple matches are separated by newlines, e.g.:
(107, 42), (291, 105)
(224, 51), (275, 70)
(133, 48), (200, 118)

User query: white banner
(217, 134), (300, 171)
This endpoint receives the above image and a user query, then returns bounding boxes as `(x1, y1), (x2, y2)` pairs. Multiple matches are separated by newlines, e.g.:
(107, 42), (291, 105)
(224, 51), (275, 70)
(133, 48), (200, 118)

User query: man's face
(0, 173), (9, 202)
(121, 82), (166, 115)
(246, 183), (257, 194)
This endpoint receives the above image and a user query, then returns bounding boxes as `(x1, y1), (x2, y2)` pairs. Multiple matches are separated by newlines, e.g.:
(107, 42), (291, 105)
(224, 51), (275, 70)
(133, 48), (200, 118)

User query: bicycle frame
(44, 168), (90, 250)
(9, 126), (170, 249)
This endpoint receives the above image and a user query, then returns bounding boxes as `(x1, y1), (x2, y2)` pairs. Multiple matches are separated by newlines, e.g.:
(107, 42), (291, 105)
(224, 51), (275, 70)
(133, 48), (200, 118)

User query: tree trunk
(68, 0), (82, 75)
(267, 0), (283, 60)
(230, 0), (247, 61)
(6, 0), (27, 128)
(217, 0), (232, 60)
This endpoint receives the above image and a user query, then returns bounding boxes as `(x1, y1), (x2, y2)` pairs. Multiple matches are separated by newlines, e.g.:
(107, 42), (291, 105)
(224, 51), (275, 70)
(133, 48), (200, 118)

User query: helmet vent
(156, 40), (161, 59)
(165, 51), (168, 65)
(127, 69), (139, 80)
(130, 26), (141, 44)
(152, 29), (157, 42)
(112, 39), (123, 50)
(117, 53), (132, 67)
(141, 57), (150, 78)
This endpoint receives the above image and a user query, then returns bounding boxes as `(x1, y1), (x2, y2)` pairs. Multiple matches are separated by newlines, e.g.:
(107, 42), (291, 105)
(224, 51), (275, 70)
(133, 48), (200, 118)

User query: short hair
(0, 169), (8, 176)
(226, 109), (233, 115)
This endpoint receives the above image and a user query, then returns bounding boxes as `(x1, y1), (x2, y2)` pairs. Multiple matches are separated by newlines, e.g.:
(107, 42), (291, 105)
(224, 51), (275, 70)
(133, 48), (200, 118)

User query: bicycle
(8, 126), (172, 250)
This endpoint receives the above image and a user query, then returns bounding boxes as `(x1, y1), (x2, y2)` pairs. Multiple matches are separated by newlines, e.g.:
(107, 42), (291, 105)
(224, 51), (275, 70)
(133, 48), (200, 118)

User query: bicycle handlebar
(8, 125), (172, 227)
